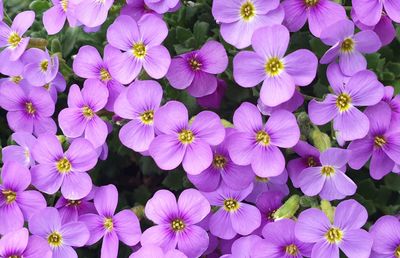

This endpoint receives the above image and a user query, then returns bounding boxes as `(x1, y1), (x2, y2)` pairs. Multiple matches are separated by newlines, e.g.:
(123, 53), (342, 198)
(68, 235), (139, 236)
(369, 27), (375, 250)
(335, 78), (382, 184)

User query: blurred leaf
(162, 170), (185, 191)
(29, 0), (50, 13)
(384, 173), (400, 192)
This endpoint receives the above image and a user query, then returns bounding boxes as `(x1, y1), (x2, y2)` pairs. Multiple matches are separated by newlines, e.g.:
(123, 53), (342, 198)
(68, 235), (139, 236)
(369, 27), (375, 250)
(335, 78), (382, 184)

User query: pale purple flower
(298, 148), (356, 201)
(234, 25), (318, 106)
(75, 0), (114, 28)
(141, 189), (210, 257)
(43, 0), (78, 35)
(0, 162), (46, 234)
(121, 0), (159, 21)
(1, 132), (37, 167)
(43, 72), (66, 103)
(144, 0), (180, 14)
(79, 185), (142, 258)
(320, 19), (381, 76)
(369, 215), (400, 257)
(149, 101), (225, 175)
(222, 235), (262, 258)
(130, 245), (187, 258)
(197, 78), (227, 110)
(257, 89), (304, 116)
(295, 199), (373, 258)
(246, 169), (289, 203)
(114, 80), (162, 152)
(353, 0), (400, 26)
(58, 80), (109, 148)
(228, 102), (300, 177)
(166, 40), (228, 97)
(31, 134), (98, 200)
(212, 0), (284, 49)
(22, 48), (59, 87)
(382, 85), (400, 124)
(107, 14), (171, 84)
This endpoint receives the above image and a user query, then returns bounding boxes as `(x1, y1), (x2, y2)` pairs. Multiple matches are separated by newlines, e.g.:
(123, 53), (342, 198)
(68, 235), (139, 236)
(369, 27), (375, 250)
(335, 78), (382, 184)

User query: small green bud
(310, 126), (331, 152)
(320, 200), (335, 223)
(132, 205), (145, 220)
(273, 195), (300, 220)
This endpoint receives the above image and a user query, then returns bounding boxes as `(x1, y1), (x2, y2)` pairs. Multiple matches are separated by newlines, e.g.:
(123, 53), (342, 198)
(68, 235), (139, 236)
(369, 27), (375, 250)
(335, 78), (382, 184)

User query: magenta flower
(0, 162), (46, 234)
(212, 0), (283, 49)
(246, 169), (289, 203)
(43, 0), (78, 35)
(234, 25), (317, 106)
(308, 69), (384, 141)
(31, 134), (98, 200)
(282, 0), (346, 37)
(2, 132), (37, 167)
(0, 228), (52, 258)
(29, 207), (90, 258)
(197, 78), (227, 110)
(202, 183), (261, 240)
(257, 89), (304, 116)
(141, 189), (210, 257)
(114, 80), (162, 153)
(382, 85), (400, 124)
(144, 0), (180, 14)
(0, 82), (57, 136)
(253, 219), (313, 258)
(348, 102), (400, 180)
(254, 191), (284, 233)
(22, 48), (59, 87)
(166, 40), (228, 97)
(107, 14), (171, 84)
(149, 101), (225, 175)
(222, 235), (262, 258)
(79, 185), (141, 258)
(295, 199), (373, 258)
(353, 0), (400, 26)
(369, 215), (400, 257)
(228, 102), (300, 177)
(320, 19), (381, 76)
(75, 0), (113, 28)
(58, 80), (109, 148)
(298, 148), (356, 201)
(73, 45), (124, 111)
(130, 245), (187, 258)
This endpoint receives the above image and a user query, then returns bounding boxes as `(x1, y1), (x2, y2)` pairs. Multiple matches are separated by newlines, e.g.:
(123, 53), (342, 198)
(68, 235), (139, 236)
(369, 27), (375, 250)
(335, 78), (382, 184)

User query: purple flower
(295, 199), (373, 258)
(130, 245), (187, 258)
(58, 80), (109, 148)
(254, 191), (284, 232)
(234, 25), (317, 106)
(308, 68), (384, 141)
(166, 40), (228, 97)
(228, 102), (300, 177)
(369, 215), (400, 257)
(320, 19), (381, 76)
(79, 185), (141, 258)
(0, 82), (57, 135)
(0, 162), (46, 234)
(353, 0), (400, 26)
(75, 0), (114, 28)
(31, 134), (98, 200)
(383, 85), (400, 124)
(29, 207), (90, 258)
(253, 219), (313, 258)
(2, 132), (37, 167)
(222, 235), (262, 258)
(257, 89), (304, 116)
(114, 80), (162, 152)
(188, 128), (255, 192)
(246, 169), (289, 203)
(202, 183), (261, 240)
(348, 102), (400, 180)
(44, 72), (66, 103)
(22, 48), (59, 87)
(43, 0), (78, 35)
(73, 45), (124, 111)
(107, 14), (171, 84)
(0, 228), (52, 258)
(144, 0), (180, 14)
(149, 101), (225, 175)
(298, 148), (356, 201)
(282, 0), (346, 37)
(197, 78), (227, 110)
(141, 189), (210, 257)
(212, 0), (283, 49)
(121, 0), (159, 21)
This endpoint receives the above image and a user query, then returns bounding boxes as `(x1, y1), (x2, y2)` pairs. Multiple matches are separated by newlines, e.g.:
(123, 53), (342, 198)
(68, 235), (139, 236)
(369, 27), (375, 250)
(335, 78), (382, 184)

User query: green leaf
(162, 170), (185, 191)
(193, 21), (209, 47)
(29, 0), (50, 13)
(176, 27), (193, 42)
(384, 173), (400, 192)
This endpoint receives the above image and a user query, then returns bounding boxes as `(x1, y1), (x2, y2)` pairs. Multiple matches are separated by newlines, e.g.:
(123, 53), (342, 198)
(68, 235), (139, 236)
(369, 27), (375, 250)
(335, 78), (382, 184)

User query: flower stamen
(321, 165), (335, 176)
(240, 1), (256, 21)
(256, 130), (271, 146)
(336, 93), (352, 112)
(265, 57), (284, 77)
(8, 32), (21, 48)
(213, 154), (227, 169)
(285, 244), (299, 256)
(224, 198), (240, 212)
(2, 190), (17, 204)
(132, 42), (146, 58)
(56, 157), (72, 174)
(47, 231), (63, 247)
(325, 227), (343, 244)
(340, 38), (355, 53)
(171, 219), (185, 231)
(178, 129), (195, 144)
(140, 110), (154, 125)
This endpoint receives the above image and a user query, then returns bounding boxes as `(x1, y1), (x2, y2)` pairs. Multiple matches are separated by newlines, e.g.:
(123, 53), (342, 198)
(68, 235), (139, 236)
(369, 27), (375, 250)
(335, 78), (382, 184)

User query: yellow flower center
(374, 136), (386, 148)
(189, 58), (202, 71)
(336, 93), (352, 112)
(240, 1), (256, 21)
(395, 245), (400, 258)
(340, 38), (355, 53)
(265, 57), (284, 77)
(44, 83), (51, 90)
(11, 76), (22, 84)
(325, 227), (343, 244)
(140, 110), (154, 125)
(132, 42), (146, 58)
(25, 102), (36, 115)
(104, 217), (114, 231)
(224, 198), (240, 212)
(61, 0), (68, 11)
(285, 244), (299, 256)
(304, 0), (319, 7)
(9, 255), (21, 258)
(307, 156), (317, 167)
(2, 190), (17, 204)
(213, 154), (227, 169)
(40, 60), (49, 72)
(82, 106), (94, 118)
(67, 200), (82, 206)
(171, 219), (185, 232)
(256, 130), (271, 146)
(56, 157), (72, 174)
(178, 129), (195, 144)
(321, 165), (335, 176)
(100, 68), (111, 82)
(255, 176), (269, 182)
(8, 32), (21, 48)
(47, 231), (63, 247)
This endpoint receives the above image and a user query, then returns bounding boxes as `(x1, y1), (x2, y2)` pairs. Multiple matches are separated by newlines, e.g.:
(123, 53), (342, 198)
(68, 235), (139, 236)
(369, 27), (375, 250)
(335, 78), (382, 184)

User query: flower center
(82, 106), (94, 118)
(213, 154), (227, 169)
(104, 217), (114, 231)
(267, 209), (277, 220)
(8, 32), (21, 48)
(240, 1), (256, 21)
(171, 219), (185, 232)
(256, 176), (269, 182)
(374, 136), (386, 148)
(44, 83), (51, 90)
(189, 58), (202, 71)
(325, 227), (343, 244)
(336, 93), (352, 112)
(395, 245), (400, 258)
(140, 110), (154, 125)
(285, 244), (299, 256)
(265, 57), (284, 77)
(132, 42), (146, 58)
(100, 68), (111, 82)
(256, 130), (271, 146)
(56, 157), (72, 174)
(11, 76), (22, 84)
(40, 60), (49, 72)
(321, 165), (335, 176)
(67, 199), (82, 206)
(340, 38), (355, 53)
(61, 0), (68, 11)
(2, 190), (17, 204)
(9, 255), (21, 258)
(25, 102), (36, 115)
(47, 231), (63, 247)
(304, 0), (319, 7)
(307, 156), (317, 167)
(224, 198), (240, 212)
(178, 129), (195, 144)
